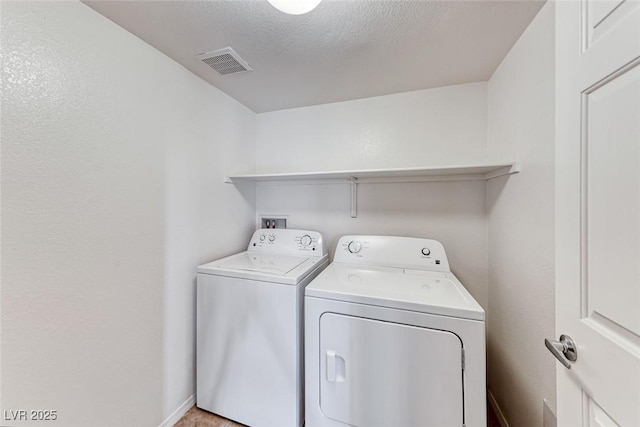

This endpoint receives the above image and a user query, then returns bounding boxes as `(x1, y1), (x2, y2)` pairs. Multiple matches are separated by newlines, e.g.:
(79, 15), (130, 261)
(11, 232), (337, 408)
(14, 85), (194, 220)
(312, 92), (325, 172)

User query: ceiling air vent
(196, 47), (253, 76)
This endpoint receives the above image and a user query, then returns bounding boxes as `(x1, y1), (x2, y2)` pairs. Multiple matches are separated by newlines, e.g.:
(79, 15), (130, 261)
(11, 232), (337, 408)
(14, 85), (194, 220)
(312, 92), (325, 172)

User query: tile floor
(174, 406), (243, 427)
(175, 402), (502, 427)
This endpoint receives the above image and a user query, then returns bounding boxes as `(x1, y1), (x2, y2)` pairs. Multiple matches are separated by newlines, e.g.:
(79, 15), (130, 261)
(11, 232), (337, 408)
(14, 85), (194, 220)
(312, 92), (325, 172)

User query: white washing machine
(305, 235), (486, 427)
(197, 229), (328, 427)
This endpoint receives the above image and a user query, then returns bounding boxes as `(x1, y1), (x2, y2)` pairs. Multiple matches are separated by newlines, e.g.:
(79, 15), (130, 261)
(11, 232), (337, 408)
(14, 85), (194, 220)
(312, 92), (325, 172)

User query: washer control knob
(421, 247), (431, 256)
(300, 235), (312, 246)
(269, 235), (276, 242)
(348, 241), (362, 254)
(259, 234), (266, 242)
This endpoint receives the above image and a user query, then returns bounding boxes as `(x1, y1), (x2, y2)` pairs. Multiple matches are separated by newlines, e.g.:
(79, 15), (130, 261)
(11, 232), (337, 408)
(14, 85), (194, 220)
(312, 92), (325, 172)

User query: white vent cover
(196, 47), (253, 75)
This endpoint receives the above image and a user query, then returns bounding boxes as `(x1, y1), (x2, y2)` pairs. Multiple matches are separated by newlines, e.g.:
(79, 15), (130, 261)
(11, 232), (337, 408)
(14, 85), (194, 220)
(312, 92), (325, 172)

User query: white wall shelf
(225, 163), (520, 184)
(225, 162), (520, 217)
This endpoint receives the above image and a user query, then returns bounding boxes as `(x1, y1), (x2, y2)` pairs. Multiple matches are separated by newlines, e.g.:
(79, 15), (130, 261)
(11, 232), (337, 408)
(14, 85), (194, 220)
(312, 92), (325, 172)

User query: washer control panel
(248, 229), (325, 257)
(336, 235), (450, 272)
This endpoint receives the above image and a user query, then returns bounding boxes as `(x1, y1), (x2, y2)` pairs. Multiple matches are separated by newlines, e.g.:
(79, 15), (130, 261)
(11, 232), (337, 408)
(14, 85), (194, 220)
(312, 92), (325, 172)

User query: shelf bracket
(349, 177), (358, 218)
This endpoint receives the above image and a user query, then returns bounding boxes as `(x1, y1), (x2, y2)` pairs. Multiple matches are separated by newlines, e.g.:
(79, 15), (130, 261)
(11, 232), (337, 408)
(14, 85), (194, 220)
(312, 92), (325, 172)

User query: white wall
(256, 83), (490, 308)
(486, 3), (556, 426)
(0, 2), (256, 426)
(162, 39), (256, 427)
(256, 83), (488, 172)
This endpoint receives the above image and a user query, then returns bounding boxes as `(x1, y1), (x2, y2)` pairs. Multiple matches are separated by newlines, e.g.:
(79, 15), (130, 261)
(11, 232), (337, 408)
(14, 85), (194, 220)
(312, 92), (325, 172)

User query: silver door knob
(545, 334), (577, 369)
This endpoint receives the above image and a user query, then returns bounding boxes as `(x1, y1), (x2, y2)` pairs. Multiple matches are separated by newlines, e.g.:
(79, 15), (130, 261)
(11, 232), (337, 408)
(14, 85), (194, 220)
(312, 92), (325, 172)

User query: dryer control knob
(348, 241), (362, 254)
(301, 235), (312, 246)
(259, 234), (266, 242)
(269, 235), (276, 242)
(421, 247), (431, 256)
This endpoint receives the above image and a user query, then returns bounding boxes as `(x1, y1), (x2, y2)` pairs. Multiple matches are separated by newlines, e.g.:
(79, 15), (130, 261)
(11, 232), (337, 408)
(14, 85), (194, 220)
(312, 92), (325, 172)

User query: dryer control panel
(335, 235), (450, 272)
(248, 229), (325, 257)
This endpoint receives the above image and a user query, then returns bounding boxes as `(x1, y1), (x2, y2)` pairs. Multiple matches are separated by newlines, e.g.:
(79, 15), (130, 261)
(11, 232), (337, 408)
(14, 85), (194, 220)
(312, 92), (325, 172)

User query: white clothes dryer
(305, 235), (486, 427)
(197, 229), (328, 427)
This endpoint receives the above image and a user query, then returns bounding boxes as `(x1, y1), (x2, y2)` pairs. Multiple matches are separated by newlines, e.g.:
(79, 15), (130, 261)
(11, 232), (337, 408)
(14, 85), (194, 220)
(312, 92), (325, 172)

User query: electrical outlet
(259, 216), (288, 229)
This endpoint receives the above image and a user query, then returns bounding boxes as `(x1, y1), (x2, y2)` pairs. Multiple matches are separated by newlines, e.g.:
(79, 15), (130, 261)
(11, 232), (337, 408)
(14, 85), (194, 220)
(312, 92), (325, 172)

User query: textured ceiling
(84, 0), (545, 113)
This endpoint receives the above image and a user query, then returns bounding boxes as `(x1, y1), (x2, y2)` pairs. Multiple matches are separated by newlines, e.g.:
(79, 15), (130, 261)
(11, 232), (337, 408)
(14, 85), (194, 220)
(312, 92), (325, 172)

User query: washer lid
(217, 253), (307, 275)
(198, 251), (327, 285)
(305, 263), (485, 321)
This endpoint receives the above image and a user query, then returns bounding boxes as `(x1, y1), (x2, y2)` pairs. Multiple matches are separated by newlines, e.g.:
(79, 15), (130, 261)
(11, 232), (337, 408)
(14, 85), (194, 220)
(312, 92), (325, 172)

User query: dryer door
(320, 313), (464, 427)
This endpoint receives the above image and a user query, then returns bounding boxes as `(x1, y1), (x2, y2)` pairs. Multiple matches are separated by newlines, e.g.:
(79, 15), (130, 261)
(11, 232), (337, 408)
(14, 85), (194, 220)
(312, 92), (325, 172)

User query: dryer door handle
(326, 350), (346, 383)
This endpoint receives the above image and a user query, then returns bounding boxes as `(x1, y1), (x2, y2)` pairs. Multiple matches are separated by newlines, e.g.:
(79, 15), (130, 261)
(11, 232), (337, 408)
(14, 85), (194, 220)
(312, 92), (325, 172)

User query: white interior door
(555, 0), (640, 425)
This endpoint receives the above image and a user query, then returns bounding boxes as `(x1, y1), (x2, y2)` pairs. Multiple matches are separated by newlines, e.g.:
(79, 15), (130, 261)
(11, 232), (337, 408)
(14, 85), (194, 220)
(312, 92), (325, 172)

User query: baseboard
(543, 399), (557, 427)
(159, 394), (196, 427)
(487, 389), (510, 427)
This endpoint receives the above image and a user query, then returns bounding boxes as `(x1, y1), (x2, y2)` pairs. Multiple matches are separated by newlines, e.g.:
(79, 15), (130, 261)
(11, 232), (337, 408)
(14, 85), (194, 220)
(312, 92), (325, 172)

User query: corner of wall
(485, 2), (556, 426)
